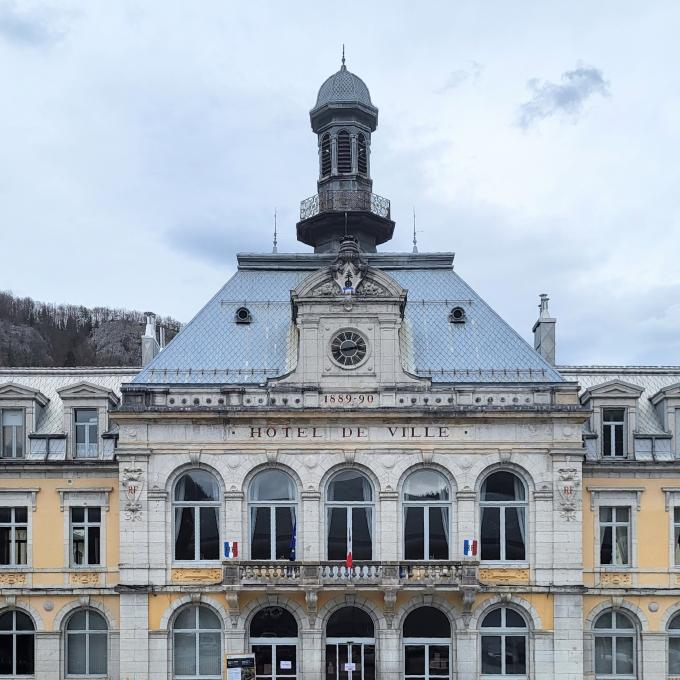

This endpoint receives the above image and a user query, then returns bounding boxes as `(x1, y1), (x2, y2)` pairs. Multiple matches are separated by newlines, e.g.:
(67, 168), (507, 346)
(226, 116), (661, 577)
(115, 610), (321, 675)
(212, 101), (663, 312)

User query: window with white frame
(480, 471), (527, 562)
(668, 613), (680, 676)
(0, 507), (27, 566)
(66, 609), (108, 676)
(173, 470), (220, 562)
(326, 470), (373, 561)
(74, 409), (98, 458)
(403, 606), (451, 679)
(0, 410), (24, 459)
(71, 507), (101, 566)
(173, 605), (222, 679)
(480, 606), (527, 677)
(249, 470), (297, 561)
(593, 610), (636, 678)
(250, 606), (298, 680)
(599, 506), (630, 567)
(602, 408), (626, 457)
(0, 609), (34, 675)
(402, 469), (450, 561)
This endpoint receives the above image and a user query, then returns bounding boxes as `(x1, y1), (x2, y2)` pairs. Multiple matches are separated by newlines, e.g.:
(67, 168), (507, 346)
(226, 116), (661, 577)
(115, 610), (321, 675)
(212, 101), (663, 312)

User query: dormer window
(602, 408), (626, 457)
(75, 409), (98, 458)
(1, 410), (24, 459)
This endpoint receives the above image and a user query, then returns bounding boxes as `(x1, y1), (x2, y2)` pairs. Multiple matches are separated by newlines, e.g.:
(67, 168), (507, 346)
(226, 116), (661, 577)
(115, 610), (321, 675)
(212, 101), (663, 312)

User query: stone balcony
(223, 560), (479, 590)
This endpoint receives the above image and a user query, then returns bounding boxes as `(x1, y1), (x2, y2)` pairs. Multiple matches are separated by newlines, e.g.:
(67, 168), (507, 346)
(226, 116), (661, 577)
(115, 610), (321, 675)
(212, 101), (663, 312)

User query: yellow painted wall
(0, 476), (119, 583)
(583, 476), (680, 583)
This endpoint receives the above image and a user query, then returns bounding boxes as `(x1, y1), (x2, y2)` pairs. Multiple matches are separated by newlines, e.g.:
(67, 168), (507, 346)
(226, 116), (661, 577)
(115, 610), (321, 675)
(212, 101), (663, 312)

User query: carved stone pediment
(580, 380), (644, 403)
(57, 381), (120, 406)
(0, 382), (49, 406)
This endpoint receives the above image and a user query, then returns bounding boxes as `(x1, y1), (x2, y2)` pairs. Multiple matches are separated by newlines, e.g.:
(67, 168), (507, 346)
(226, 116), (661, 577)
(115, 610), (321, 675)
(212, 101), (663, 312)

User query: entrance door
(250, 607), (298, 680)
(325, 641), (375, 680)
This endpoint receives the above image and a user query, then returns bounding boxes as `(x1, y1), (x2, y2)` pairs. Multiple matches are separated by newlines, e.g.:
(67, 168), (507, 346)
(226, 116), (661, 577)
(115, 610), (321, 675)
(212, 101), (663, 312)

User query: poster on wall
(225, 654), (255, 680)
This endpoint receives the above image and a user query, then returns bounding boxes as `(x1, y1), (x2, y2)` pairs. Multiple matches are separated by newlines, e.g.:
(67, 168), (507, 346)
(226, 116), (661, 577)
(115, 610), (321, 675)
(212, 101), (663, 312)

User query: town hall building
(1, 57), (680, 680)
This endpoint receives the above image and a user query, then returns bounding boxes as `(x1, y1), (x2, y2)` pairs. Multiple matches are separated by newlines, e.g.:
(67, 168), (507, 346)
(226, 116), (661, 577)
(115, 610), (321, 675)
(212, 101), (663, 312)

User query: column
(119, 591), (149, 680)
(456, 489), (476, 557)
(641, 632), (666, 678)
(300, 627), (323, 680)
(379, 490), (399, 561)
(534, 630), (554, 680)
(148, 630), (168, 679)
(377, 627), (400, 680)
(552, 593), (584, 680)
(224, 489), (244, 557)
(34, 632), (60, 680)
(301, 490), (321, 561)
(455, 629), (476, 678)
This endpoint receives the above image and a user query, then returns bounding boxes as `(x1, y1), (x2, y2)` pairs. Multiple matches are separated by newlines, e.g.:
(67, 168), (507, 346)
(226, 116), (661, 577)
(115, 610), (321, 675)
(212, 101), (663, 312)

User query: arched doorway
(250, 606), (298, 679)
(325, 606), (375, 679)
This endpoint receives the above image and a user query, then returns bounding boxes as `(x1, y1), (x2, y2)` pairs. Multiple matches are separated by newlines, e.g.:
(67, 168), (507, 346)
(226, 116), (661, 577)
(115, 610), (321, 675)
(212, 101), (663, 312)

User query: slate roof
(315, 64), (373, 108)
(559, 366), (680, 435)
(133, 252), (563, 385)
(0, 368), (138, 434)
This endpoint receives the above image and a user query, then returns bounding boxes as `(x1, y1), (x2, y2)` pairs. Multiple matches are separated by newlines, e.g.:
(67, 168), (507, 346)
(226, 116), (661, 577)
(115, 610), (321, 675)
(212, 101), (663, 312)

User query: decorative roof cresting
(315, 51), (373, 108)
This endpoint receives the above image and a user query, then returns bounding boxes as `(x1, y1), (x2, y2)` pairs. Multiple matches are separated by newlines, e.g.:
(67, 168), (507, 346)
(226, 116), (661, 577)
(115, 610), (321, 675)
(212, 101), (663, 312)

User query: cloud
(517, 64), (609, 128)
(440, 60), (483, 92)
(0, 1), (66, 46)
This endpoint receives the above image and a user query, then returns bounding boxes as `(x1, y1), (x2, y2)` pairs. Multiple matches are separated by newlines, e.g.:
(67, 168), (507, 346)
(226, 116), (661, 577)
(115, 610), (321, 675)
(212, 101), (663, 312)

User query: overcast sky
(1, 0), (678, 366)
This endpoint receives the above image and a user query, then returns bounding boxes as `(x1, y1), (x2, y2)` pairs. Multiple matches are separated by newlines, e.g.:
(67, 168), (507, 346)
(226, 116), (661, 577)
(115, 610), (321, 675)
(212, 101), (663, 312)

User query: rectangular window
(674, 507), (680, 566)
(599, 506), (630, 566)
(602, 408), (626, 457)
(1, 410), (24, 458)
(404, 506), (450, 560)
(71, 506), (101, 566)
(0, 507), (28, 566)
(75, 409), (98, 458)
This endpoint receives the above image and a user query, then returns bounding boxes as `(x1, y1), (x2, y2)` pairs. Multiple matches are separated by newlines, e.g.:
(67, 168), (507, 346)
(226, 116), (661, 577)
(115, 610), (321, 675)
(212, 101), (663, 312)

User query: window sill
(596, 565), (632, 571)
(69, 566), (106, 571)
(480, 561), (530, 568)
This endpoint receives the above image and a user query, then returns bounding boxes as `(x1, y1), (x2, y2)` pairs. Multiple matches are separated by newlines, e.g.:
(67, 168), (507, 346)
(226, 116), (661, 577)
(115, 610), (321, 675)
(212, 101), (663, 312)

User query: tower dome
(315, 63), (373, 108)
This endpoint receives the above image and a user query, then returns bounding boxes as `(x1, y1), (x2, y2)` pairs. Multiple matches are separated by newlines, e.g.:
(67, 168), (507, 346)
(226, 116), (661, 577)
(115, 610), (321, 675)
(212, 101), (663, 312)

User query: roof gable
(581, 379), (645, 402)
(0, 382), (49, 406)
(56, 381), (120, 405)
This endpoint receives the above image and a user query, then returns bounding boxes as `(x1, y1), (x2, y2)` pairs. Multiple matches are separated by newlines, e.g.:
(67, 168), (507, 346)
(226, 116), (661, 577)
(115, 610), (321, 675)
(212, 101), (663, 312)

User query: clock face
(331, 330), (367, 367)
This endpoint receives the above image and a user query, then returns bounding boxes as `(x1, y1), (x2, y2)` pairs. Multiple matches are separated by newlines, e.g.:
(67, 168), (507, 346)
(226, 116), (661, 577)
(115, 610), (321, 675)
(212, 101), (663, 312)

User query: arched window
(66, 609), (108, 676)
(480, 607), (527, 677)
(404, 607), (451, 679)
(669, 613), (680, 675)
(480, 471), (527, 561)
(173, 606), (222, 679)
(326, 607), (375, 680)
(357, 134), (368, 175)
(173, 470), (220, 561)
(321, 133), (331, 177)
(326, 470), (373, 561)
(250, 607), (298, 679)
(337, 131), (351, 174)
(249, 470), (297, 560)
(594, 610), (636, 678)
(0, 610), (34, 675)
(403, 469), (450, 560)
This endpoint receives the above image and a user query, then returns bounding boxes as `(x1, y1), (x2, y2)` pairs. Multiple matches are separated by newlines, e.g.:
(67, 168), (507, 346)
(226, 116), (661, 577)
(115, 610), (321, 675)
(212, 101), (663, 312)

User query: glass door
(325, 641), (375, 680)
(252, 642), (297, 679)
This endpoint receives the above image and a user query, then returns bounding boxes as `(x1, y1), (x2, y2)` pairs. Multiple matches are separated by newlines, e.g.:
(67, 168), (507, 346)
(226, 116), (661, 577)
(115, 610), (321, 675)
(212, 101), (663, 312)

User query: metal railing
(299, 190), (391, 220)
(224, 560), (477, 587)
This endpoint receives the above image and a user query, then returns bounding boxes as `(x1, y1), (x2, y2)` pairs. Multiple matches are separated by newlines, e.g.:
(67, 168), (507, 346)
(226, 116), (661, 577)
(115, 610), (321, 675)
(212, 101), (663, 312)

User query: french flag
(463, 539), (478, 557)
(345, 523), (353, 569)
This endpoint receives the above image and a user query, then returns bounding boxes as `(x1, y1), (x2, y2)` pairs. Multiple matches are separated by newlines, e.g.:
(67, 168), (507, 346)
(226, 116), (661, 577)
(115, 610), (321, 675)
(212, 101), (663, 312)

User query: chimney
(142, 312), (160, 367)
(532, 293), (556, 365)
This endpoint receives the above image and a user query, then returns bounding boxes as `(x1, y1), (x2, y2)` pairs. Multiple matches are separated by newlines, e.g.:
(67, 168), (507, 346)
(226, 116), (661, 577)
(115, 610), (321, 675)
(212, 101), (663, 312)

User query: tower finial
(272, 208), (278, 253)
(412, 207), (418, 254)
(341, 44), (345, 67)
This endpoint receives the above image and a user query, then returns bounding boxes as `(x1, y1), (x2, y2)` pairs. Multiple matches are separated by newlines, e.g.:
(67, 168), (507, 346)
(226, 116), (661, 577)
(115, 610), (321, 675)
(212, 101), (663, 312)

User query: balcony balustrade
(224, 560), (478, 589)
(299, 190), (391, 221)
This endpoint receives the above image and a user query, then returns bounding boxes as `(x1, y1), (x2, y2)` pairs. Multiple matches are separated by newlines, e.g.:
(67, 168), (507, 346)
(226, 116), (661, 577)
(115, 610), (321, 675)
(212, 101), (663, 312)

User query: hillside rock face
(0, 291), (179, 367)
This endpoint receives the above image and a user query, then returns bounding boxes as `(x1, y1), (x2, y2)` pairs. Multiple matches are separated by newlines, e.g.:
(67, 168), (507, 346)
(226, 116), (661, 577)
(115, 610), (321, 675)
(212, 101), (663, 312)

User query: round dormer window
(330, 330), (367, 367)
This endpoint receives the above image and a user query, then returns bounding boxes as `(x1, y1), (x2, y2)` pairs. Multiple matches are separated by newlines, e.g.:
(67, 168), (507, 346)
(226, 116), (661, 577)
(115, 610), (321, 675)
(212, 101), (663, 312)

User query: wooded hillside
(0, 291), (180, 367)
